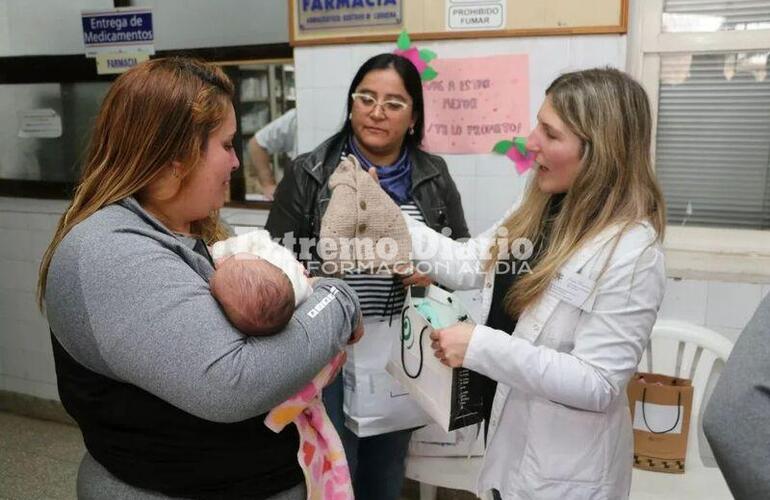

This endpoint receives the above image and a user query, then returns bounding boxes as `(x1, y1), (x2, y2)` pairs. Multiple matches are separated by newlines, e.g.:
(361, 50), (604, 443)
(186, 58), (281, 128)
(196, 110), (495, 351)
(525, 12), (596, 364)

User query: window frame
(627, 0), (770, 282)
(0, 43), (292, 210)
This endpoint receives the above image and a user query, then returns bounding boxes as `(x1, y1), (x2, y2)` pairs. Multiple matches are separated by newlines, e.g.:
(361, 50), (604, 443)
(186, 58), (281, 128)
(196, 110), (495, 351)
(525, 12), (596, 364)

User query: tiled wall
(2, 34), (768, 404)
(0, 197), (66, 400)
(659, 278), (770, 344)
(293, 35), (627, 234)
(1, 196), (766, 402)
(0, 198), (268, 401)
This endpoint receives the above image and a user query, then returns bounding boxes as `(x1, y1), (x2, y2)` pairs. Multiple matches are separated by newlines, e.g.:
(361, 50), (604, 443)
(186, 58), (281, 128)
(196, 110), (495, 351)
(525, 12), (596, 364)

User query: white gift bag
(409, 422), (486, 457)
(343, 317), (432, 437)
(386, 285), (484, 432)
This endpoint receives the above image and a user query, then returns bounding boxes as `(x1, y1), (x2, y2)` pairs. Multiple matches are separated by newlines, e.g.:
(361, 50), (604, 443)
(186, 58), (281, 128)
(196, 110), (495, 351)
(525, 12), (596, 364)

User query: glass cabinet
(229, 61), (296, 202)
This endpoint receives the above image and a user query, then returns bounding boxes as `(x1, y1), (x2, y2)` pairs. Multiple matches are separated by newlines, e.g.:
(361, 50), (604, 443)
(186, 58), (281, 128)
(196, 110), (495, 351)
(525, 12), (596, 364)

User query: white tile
(15, 260), (39, 293)
(658, 278), (708, 325)
(311, 46), (353, 88)
(2, 375), (60, 401)
(0, 211), (31, 230)
(476, 153), (521, 177)
(312, 87), (347, 131)
(0, 319), (23, 350)
(27, 213), (59, 232)
(0, 260), (23, 290)
(706, 281), (764, 330)
(466, 217), (485, 237)
(0, 344), (55, 382)
(444, 154), (477, 178)
(295, 89), (315, 154)
(0, 289), (15, 321)
(0, 228), (32, 261)
(350, 43), (393, 74)
(450, 175), (477, 229)
(0, 345), (26, 378)
(567, 35), (626, 72)
(30, 230), (53, 263)
(293, 48), (315, 91)
(26, 348), (56, 383)
(474, 174), (522, 224)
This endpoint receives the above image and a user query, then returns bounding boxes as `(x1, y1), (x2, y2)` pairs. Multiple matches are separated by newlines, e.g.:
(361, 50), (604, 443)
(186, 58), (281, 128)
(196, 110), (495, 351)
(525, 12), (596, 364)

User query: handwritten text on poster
(422, 54), (529, 154)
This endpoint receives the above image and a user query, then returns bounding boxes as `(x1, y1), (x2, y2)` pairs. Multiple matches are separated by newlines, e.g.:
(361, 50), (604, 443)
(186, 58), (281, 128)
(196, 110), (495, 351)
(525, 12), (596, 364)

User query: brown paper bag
(627, 372), (693, 473)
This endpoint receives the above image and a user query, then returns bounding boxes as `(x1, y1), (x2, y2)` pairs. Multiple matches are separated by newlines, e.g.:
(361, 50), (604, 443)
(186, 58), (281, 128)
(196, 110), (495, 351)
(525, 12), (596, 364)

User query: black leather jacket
(266, 133), (470, 261)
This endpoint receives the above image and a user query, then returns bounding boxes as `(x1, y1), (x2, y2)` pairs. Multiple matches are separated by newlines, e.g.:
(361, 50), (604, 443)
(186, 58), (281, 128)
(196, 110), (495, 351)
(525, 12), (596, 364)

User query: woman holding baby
(266, 53), (470, 499)
(38, 58), (361, 499)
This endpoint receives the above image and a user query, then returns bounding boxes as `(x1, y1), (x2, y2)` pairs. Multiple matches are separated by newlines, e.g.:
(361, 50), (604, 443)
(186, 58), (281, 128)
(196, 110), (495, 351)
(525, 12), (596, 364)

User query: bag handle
(401, 306), (428, 379)
(641, 387), (682, 434)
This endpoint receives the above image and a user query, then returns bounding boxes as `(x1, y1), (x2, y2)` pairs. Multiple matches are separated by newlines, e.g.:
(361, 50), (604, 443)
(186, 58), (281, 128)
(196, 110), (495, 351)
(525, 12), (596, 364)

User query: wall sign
(446, 0), (506, 31)
(17, 109), (62, 139)
(95, 51), (150, 75)
(297, 0), (402, 31)
(81, 7), (154, 57)
(422, 54), (529, 154)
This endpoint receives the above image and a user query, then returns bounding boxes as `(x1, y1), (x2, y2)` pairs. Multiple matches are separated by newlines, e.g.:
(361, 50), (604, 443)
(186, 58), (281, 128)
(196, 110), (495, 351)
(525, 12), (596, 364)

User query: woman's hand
(399, 271), (432, 288)
(430, 322), (475, 368)
(349, 312), (364, 345)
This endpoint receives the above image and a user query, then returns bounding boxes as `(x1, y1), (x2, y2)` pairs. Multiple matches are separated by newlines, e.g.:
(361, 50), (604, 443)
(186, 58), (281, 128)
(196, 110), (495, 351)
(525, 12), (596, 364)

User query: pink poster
(421, 54), (529, 154)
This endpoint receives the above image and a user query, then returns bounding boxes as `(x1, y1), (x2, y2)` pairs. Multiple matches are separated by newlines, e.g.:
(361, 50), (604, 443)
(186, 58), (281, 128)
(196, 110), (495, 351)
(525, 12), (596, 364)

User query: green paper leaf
(421, 67), (438, 81)
(419, 48), (437, 63)
(513, 136), (527, 154)
(492, 140), (514, 154)
(396, 30), (411, 50)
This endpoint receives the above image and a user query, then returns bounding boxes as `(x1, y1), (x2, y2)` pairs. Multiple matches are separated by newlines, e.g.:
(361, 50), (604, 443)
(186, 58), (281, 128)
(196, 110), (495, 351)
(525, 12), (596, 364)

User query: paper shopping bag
(409, 422), (485, 457)
(627, 372), (694, 473)
(343, 317), (432, 437)
(386, 285), (484, 432)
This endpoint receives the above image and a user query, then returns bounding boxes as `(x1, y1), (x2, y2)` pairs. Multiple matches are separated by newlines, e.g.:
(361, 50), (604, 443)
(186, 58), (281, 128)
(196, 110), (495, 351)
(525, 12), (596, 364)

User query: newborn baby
(209, 230), (354, 500)
(210, 229), (312, 335)
(210, 254), (296, 335)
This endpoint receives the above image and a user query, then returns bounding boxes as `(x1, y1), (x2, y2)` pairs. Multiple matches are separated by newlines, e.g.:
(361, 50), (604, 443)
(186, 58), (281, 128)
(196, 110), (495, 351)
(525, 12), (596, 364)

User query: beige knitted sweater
(319, 155), (412, 275)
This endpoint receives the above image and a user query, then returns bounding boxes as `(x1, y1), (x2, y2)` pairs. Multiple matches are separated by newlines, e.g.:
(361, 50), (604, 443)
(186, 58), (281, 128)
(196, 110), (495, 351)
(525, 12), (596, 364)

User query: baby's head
(210, 254), (295, 336)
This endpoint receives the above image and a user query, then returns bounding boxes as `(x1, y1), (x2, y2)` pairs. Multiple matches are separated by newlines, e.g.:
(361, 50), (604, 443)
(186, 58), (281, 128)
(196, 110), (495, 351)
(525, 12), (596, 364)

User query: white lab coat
(405, 206), (666, 499)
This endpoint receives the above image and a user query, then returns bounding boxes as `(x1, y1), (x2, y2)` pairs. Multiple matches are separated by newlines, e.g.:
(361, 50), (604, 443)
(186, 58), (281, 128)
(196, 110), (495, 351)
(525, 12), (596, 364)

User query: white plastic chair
(630, 319), (733, 500)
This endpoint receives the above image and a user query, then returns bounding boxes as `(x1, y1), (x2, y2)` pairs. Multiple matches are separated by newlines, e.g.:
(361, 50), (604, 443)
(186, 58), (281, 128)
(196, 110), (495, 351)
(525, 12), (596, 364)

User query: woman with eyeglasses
(266, 53), (469, 500)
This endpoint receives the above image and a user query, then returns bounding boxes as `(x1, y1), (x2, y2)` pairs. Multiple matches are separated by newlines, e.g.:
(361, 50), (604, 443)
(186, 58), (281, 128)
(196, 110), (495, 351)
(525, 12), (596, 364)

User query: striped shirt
(342, 202), (424, 319)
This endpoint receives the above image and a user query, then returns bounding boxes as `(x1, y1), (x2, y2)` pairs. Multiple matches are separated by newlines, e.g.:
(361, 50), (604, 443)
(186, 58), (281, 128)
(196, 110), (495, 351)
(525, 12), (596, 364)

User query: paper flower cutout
(492, 136), (535, 174)
(393, 30), (438, 81)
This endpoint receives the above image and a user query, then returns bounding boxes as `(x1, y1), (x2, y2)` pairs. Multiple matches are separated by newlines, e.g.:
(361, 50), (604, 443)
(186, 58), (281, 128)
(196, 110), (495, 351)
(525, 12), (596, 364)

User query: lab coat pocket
(524, 398), (608, 483)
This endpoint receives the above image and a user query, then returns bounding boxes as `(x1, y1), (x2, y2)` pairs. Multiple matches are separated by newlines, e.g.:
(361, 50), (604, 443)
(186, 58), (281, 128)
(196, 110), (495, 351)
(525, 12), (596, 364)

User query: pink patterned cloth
(265, 352), (353, 500)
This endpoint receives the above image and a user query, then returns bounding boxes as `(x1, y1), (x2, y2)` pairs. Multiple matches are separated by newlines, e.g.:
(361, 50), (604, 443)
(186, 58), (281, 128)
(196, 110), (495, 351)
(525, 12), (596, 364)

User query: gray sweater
(703, 292), (770, 500)
(46, 197), (360, 424)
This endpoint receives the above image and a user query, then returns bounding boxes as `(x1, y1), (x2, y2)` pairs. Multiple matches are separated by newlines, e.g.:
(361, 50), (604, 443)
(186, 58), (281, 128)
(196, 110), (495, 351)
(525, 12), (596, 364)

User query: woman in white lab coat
(403, 68), (667, 499)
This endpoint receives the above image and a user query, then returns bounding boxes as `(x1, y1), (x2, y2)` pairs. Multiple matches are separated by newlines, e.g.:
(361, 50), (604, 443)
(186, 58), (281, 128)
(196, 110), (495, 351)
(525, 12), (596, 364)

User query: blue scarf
(347, 136), (413, 205)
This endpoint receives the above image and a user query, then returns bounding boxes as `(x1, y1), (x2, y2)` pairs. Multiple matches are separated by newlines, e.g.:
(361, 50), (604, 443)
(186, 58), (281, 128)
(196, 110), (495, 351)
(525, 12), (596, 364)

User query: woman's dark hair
(338, 53), (425, 149)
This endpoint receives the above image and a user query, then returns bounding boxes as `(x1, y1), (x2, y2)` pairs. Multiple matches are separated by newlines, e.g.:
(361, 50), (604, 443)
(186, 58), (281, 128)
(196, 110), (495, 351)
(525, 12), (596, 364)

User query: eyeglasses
(351, 93), (410, 114)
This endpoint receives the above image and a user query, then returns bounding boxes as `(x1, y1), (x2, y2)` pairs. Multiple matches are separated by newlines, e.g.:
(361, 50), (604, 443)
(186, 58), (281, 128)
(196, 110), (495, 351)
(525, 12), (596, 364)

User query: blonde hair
(486, 67), (666, 316)
(37, 57), (234, 309)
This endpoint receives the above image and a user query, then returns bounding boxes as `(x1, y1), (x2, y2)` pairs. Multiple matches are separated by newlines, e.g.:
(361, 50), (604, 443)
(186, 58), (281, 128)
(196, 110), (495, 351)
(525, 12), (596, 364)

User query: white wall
(2, 195), (766, 401)
(0, 199), (267, 399)
(0, 0), (286, 57)
(294, 34), (627, 234)
(129, 0), (288, 50)
(1, 7), (768, 403)
(0, 0), (113, 56)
